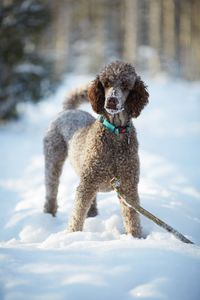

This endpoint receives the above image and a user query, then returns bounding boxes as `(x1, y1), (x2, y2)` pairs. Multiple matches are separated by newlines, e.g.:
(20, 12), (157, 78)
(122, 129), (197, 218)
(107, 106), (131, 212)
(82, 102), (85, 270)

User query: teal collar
(99, 115), (132, 135)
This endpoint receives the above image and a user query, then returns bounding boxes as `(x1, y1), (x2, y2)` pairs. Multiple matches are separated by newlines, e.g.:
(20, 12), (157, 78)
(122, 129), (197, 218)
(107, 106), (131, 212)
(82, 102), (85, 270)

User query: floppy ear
(87, 76), (105, 114)
(126, 76), (149, 118)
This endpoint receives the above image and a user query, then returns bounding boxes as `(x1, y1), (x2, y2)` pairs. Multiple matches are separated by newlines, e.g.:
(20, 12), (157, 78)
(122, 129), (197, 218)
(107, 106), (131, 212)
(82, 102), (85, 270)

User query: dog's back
(49, 109), (95, 142)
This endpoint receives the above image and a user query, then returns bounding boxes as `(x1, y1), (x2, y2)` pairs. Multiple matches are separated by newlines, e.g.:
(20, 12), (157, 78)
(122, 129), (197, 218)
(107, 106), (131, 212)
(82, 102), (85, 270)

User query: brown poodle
(43, 60), (149, 237)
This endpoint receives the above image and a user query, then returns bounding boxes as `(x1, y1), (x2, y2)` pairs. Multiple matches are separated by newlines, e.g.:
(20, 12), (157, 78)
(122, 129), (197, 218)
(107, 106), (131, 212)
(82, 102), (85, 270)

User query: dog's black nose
(106, 97), (118, 109)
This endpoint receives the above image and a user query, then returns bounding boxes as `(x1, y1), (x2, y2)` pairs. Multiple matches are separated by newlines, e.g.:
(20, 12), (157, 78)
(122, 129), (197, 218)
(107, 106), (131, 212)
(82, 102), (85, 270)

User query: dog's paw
(43, 201), (58, 217)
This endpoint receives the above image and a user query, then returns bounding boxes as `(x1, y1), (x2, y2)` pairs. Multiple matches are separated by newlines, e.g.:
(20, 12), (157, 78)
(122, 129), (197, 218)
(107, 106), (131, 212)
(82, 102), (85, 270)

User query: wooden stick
(110, 178), (194, 244)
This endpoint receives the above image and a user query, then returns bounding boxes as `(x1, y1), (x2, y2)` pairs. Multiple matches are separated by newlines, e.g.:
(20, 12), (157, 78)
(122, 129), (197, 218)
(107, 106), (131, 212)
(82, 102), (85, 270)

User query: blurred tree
(123, 0), (138, 66)
(148, 0), (162, 74)
(0, 0), (53, 121)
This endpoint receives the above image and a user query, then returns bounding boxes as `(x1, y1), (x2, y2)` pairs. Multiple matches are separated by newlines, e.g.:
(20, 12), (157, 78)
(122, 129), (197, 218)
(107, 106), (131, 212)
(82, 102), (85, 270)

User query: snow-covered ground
(0, 74), (200, 300)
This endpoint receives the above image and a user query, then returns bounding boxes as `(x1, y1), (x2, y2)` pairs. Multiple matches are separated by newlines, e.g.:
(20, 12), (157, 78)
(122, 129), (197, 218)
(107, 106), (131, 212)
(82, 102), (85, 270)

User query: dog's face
(103, 85), (129, 115)
(88, 61), (149, 118)
(100, 73), (136, 115)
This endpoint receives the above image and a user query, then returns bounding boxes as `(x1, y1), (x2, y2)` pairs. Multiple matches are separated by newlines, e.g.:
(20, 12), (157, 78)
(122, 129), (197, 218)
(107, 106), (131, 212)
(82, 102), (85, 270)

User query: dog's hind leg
(43, 128), (67, 216)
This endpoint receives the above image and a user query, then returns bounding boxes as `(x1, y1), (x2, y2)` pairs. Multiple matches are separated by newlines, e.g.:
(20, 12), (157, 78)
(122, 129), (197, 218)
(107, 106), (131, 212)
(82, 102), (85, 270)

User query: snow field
(0, 74), (200, 299)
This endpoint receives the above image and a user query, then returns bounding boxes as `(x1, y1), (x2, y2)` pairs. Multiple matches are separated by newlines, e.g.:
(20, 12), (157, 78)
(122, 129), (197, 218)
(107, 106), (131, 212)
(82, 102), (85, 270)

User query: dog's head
(88, 61), (149, 118)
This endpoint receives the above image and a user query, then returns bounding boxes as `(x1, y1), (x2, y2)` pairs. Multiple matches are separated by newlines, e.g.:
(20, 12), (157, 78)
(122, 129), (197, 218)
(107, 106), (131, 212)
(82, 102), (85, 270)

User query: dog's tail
(63, 85), (89, 110)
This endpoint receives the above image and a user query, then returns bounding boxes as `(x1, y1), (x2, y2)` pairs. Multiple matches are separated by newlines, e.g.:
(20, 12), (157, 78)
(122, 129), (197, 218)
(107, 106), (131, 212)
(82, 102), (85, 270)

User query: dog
(43, 60), (149, 237)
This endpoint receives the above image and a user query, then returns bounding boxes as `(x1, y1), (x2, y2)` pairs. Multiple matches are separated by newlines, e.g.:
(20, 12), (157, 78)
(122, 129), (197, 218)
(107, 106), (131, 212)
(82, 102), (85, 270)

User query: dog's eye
(121, 81), (132, 91)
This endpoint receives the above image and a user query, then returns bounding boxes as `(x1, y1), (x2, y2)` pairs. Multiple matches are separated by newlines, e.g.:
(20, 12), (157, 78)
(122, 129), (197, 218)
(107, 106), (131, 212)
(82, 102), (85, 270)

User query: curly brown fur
(87, 76), (105, 114)
(126, 76), (149, 118)
(43, 60), (149, 237)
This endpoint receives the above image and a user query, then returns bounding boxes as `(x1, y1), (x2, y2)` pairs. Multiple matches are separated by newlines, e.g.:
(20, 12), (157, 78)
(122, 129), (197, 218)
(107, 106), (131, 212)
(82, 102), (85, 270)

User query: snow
(0, 73), (200, 300)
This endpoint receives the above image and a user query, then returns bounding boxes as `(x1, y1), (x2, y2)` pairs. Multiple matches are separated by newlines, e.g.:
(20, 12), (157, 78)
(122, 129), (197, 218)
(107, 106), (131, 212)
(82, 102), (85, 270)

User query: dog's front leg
(68, 180), (97, 232)
(119, 185), (142, 238)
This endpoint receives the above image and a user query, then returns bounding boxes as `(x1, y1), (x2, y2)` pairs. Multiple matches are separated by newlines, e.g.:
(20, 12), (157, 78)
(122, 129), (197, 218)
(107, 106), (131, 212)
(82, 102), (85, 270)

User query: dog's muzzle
(105, 96), (124, 115)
